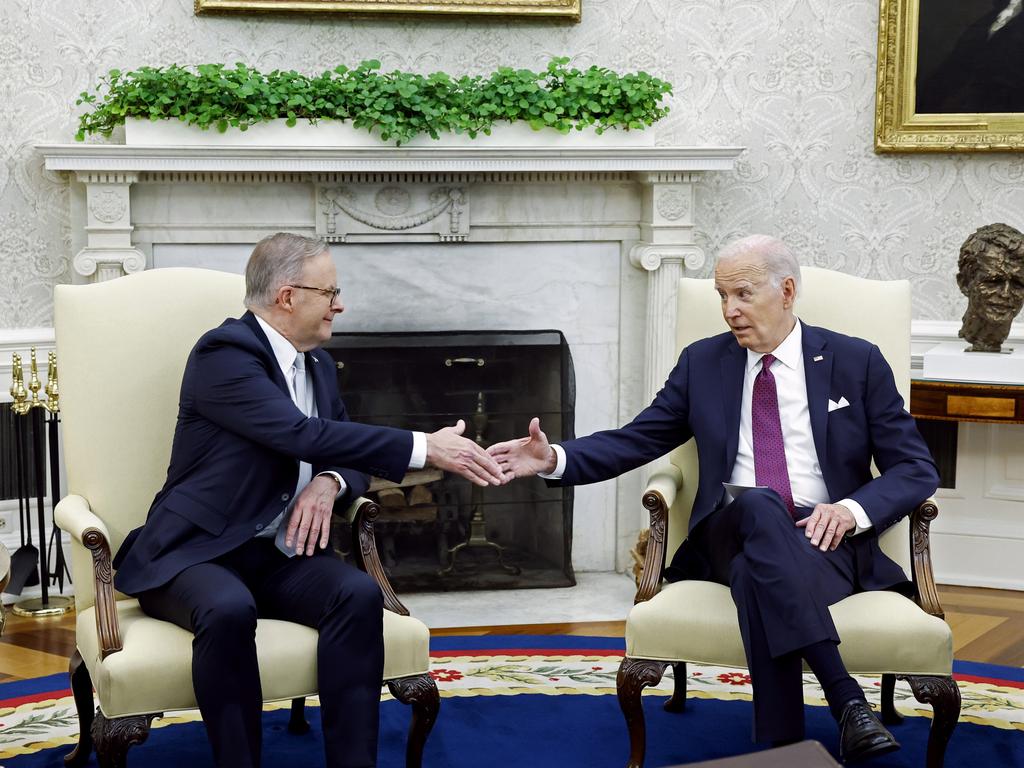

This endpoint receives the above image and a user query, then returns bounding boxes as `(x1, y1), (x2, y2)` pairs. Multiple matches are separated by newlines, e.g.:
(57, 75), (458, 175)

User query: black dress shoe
(838, 699), (901, 763)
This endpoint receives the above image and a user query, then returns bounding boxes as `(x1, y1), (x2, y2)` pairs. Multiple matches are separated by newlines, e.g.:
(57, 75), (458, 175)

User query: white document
(722, 482), (768, 504)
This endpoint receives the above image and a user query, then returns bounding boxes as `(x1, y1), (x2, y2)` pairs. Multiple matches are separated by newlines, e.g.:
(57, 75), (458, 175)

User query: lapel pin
(813, 355), (823, 362)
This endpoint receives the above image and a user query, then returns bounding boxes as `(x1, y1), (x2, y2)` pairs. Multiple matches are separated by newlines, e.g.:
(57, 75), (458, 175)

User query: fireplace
(40, 140), (740, 577)
(325, 330), (575, 591)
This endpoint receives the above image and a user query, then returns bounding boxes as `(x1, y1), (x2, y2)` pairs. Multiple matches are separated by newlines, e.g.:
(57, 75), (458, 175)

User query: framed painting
(194, 0), (581, 20)
(875, 0), (1024, 152)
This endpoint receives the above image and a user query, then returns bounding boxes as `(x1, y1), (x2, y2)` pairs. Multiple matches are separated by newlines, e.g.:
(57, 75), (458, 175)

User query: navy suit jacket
(558, 323), (939, 590)
(113, 312), (414, 595)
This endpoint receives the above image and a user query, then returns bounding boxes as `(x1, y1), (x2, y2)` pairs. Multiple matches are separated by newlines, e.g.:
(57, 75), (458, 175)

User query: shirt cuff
(409, 431), (427, 470)
(538, 444), (566, 479)
(316, 471), (348, 499)
(838, 498), (872, 535)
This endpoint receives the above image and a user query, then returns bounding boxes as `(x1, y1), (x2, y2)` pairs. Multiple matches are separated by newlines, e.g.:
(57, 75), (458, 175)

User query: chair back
(665, 267), (913, 576)
(55, 269), (245, 610)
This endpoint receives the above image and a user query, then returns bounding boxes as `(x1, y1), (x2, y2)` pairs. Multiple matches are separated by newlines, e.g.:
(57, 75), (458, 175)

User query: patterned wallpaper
(3, 0), (1024, 328)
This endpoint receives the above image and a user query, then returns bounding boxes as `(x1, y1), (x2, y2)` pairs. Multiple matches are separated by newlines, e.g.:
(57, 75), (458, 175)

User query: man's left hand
(795, 503), (856, 551)
(286, 474), (340, 556)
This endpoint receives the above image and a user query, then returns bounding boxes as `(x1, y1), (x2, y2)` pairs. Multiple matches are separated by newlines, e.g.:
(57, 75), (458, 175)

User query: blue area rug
(1, 635), (1021, 767)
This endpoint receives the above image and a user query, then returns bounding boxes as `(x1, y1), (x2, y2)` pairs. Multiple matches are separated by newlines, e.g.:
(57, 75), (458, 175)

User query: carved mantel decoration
(318, 184), (469, 243)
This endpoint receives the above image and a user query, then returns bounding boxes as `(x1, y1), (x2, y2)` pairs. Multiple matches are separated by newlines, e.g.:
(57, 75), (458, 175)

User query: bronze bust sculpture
(957, 223), (1024, 353)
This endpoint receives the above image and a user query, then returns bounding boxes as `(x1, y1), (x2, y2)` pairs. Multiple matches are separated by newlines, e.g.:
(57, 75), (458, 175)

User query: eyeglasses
(288, 284), (342, 302)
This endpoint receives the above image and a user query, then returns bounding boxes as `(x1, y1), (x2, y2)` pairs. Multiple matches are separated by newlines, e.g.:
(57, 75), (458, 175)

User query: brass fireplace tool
(6, 349), (73, 617)
(440, 390), (520, 576)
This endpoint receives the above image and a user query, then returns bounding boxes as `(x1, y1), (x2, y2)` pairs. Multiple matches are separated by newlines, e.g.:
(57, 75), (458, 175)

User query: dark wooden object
(617, 491), (960, 768)
(911, 378), (1024, 424)
(64, 499), (439, 768)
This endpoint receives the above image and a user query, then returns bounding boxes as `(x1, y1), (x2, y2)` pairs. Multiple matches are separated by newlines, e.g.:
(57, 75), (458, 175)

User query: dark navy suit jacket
(113, 312), (414, 596)
(558, 323), (939, 591)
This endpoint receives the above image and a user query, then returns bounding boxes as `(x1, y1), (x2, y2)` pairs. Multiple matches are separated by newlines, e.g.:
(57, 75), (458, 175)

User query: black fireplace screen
(324, 330), (575, 592)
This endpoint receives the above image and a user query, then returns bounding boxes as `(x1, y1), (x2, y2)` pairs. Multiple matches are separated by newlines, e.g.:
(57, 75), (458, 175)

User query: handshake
(425, 417), (556, 485)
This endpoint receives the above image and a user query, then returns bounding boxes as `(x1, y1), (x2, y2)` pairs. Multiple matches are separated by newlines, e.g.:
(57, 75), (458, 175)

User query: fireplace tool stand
(440, 391), (520, 576)
(7, 349), (73, 618)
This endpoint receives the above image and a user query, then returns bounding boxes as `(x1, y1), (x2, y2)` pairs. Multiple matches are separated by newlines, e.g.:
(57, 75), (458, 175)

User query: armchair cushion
(77, 600), (431, 719)
(626, 582), (952, 676)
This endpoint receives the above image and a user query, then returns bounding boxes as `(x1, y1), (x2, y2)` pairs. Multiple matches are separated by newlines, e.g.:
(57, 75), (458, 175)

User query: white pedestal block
(923, 341), (1024, 384)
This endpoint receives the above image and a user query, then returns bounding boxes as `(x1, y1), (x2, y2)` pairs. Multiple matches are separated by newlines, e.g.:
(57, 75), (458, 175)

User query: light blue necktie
(273, 352), (314, 555)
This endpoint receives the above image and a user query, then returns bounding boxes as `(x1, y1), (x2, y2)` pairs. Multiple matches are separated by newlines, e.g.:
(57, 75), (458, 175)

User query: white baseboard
(930, 530), (1024, 591)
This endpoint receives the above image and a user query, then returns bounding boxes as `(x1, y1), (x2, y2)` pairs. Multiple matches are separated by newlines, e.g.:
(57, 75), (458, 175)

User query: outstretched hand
(426, 419), (507, 487)
(487, 417), (557, 480)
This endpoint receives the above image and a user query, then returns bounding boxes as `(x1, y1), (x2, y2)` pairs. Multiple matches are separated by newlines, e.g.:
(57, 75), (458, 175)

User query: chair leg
(288, 696), (311, 734)
(616, 658), (668, 768)
(880, 673), (903, 725)
(664, 662), (687, 713)
(91, 710), (158, 768)
(387, 674), (440, 768)
(64, 650), (95, 767)
(903, 675), (961, 768)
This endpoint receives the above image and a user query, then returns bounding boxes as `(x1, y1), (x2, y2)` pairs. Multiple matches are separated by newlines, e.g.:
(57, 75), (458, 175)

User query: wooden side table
(911, 379), (1024, 424)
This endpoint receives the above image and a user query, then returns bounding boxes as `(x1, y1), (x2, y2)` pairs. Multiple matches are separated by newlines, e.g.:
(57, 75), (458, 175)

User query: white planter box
(123, 118), (656, 149)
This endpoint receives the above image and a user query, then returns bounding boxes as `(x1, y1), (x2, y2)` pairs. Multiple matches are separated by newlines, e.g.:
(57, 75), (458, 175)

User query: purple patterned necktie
(752, 353), (795, 516)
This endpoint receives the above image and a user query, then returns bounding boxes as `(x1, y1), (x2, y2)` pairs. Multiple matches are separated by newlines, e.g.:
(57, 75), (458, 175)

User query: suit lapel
(240, 312), (292, 398)
(802, 323), (831, 468)
(720, 341), (746, 472)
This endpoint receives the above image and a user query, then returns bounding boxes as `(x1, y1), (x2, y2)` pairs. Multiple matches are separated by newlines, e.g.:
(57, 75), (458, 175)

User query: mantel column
(74, 172), (145, 282)
(629, 172), (705, 401)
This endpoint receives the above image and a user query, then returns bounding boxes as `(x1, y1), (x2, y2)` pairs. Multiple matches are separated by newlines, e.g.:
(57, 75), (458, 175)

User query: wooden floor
(0, 584), (1020, 683)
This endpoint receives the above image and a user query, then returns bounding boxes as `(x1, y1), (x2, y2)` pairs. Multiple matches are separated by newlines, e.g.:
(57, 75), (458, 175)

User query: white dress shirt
(252, 316), (427, 546)
(546, 319), (872, 534)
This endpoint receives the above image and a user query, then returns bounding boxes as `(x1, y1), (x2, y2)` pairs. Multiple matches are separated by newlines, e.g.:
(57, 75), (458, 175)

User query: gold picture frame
(195, 0), (580, 20)
(875, 0), (1024, 152)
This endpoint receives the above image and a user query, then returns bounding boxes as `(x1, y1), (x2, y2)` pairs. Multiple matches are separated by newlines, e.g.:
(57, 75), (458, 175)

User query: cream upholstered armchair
(616, 268), (959, 768)
(54, 268), (438, 768)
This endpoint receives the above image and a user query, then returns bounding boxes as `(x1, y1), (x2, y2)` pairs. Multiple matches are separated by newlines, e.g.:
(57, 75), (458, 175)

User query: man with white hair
(489, 235), (938, 763)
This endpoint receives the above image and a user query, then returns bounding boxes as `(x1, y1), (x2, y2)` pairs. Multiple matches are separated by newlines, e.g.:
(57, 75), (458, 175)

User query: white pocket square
(828, 396), (850, 412)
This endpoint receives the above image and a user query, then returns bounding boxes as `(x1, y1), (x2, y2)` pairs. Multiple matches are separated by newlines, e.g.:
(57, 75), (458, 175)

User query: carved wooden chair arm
(635, 463), (684, 605)
(344, 496), (409, 616)
(54, 494), (123, 657)
(909, 497), (944, 619)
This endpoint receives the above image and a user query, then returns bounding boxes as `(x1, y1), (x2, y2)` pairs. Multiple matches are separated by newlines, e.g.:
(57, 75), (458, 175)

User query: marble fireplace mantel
(39, 140), (742, 572)
(40, 141), (742, 398)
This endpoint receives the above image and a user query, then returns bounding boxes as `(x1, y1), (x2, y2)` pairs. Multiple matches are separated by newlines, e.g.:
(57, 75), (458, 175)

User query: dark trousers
(693, 488), (858, 743)
(138, 537), (385, 768)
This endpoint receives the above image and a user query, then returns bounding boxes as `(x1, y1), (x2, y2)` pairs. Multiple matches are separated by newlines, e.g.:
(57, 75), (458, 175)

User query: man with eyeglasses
(112, 232), (507, 768)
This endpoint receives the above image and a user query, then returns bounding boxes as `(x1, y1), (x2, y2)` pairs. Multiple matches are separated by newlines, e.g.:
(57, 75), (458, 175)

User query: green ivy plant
(75, 58), (673, 145)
